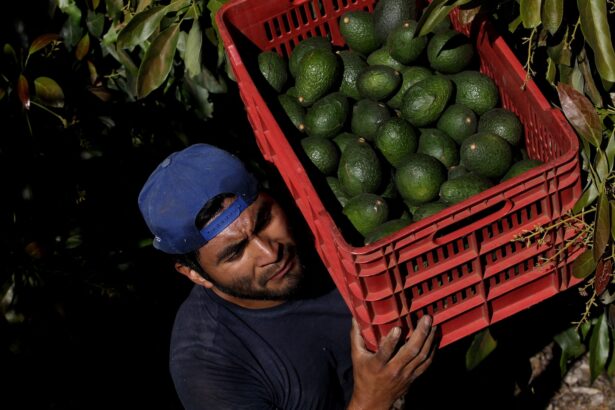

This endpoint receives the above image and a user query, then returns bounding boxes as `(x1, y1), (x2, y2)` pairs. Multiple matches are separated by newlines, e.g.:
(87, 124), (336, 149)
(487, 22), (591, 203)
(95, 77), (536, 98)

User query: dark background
(0, 1), (588, 409)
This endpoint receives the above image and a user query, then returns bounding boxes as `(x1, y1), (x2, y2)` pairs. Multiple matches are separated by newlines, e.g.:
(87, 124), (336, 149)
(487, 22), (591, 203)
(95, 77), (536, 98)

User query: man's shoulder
(170, 285), (219, 349)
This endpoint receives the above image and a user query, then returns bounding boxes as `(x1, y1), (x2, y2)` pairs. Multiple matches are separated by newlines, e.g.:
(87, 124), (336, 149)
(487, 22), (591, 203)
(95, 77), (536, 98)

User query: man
(138, 143), (435, 409)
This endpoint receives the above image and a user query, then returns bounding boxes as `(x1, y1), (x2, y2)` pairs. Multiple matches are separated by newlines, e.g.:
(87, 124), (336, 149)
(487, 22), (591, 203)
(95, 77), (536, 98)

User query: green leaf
(185, 19), (203, 78)
(105, 0), (124, 18)
(578, 47), (604, 108)
(579, 137), (592, 173)
(573, 180), (599, 213)
(87, 60), (98, 85)
(581, 320), (593, 341)
(417, 0), (472, 37)
(86, 10), (105, 38)
(193, 67), (227, 94)
(546, 57), (556, 84)
(571, 63), (584, 94)
(183, 74), (214, 119)
(137, 0), (154, 13)
(177, 30), (187, 57)
(101, 22), (121, 47)
(137, 23), (180, 99)
(207, 0), (228, 31)
(34, 76), (65, 108)
(578, 0), (615, 82)
(556, 82), (603, 147)
(607, 327), (615, 378)
(75, 33), (90, 61)
(594, 192), (610, 261)
(520, 0), (542, 29)
(572, 249), (596, 279)
(183, 6), (198, 20)
(166, 0), (191, 13)
(465, 328), (497, 370)
(554, 327), (586, 377)
(594, 149), (609, 186)
(58, 0), (84, 47)
(3, 43), (17, 63)
(208, 0), (229, 67)
(115, 47), (139, 76)
(589, 311), (610, 382)
(559, 64), (574, 85)
(508, 15), (523, 33)
(117, 5), (168, 50)
(28, 34), (60, 57)
(541, 0), (563, 35)
(546, 27), (571, 65)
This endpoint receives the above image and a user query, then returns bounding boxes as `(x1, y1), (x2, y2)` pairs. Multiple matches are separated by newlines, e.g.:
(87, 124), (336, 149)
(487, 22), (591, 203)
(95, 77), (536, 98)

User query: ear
(175, 262), (214, 288)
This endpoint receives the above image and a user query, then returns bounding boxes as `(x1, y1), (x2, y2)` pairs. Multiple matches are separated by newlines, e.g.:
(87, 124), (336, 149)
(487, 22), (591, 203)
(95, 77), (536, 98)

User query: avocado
(373, 0), (417, 44)
(439, 173), (493, 204)
(304, 92), (349, 138)
(338, 137), (383, 196)
(400, 75), (453, 127)
(343, 193), (389, 237)
(339, 10), (381, 56)
(295, 47), (341, 107)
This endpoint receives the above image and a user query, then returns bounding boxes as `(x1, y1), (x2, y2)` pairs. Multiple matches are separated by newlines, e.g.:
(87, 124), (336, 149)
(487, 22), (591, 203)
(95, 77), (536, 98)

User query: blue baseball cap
(138, 143), (259, 254)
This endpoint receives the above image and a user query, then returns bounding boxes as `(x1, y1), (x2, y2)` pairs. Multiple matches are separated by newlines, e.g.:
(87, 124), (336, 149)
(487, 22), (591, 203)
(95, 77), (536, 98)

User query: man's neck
(210, 287), (287, 309)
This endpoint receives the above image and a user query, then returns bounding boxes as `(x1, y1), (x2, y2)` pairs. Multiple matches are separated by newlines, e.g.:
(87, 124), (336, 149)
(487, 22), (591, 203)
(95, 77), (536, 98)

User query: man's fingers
(374, 325), (402, 362)
(352, 316), (433, 366)
(408, 315), (432, 348)
(390, 315), (433, 365)
(404, 322), (436, 371)
(407, 346), (435, 383)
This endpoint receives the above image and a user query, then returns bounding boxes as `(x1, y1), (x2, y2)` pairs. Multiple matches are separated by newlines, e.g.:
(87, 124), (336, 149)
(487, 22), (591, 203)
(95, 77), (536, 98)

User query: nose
(252, 234), (281, 266)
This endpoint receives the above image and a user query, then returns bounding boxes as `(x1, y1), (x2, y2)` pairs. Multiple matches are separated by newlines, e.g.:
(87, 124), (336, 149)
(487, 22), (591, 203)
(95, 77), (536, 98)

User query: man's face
(195, 192), (304, 307)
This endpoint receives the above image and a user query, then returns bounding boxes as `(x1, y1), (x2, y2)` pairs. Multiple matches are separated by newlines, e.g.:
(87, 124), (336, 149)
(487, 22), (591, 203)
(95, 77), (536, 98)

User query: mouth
(267, 256), (294, 282)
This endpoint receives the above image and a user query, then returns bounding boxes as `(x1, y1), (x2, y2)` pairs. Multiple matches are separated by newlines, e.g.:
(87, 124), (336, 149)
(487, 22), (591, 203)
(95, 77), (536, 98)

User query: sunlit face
(194, 192), (304, 308)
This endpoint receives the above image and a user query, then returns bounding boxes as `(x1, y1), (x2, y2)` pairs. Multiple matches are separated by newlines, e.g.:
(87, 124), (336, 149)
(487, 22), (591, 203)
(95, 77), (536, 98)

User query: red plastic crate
(216, 0), (584, 350)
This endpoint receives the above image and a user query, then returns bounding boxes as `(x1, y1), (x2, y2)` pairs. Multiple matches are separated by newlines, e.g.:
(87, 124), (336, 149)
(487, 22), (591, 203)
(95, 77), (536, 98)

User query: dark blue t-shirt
(169, 285), (354, 409)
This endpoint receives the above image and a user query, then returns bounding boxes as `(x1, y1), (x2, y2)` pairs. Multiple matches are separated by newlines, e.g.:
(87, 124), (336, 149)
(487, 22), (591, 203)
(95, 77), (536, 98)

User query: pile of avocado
(257, 0), (543, 245)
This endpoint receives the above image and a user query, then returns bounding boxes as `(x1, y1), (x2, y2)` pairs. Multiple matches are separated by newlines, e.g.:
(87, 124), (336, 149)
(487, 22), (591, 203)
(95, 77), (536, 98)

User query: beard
(208, 244), (306, 301)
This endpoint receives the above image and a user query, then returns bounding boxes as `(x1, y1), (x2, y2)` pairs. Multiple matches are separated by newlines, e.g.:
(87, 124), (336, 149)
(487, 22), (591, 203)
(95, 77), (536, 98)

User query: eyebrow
(214, 199), (272, 265)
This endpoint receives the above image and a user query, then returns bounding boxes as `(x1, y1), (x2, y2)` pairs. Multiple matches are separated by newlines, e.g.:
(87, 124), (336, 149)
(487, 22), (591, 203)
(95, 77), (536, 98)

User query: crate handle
(432, 199), (514, 244)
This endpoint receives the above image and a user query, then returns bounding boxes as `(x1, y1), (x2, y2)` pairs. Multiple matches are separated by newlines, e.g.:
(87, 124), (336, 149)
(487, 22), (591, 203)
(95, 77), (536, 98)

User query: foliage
(0, 0), (236, 313)
(0, 1), (259, 407)
(465, 328), (498, 371)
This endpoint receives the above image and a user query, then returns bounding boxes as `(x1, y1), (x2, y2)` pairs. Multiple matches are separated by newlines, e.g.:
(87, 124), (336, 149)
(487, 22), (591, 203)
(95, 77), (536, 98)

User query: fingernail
(422, 315), (432, 328)
(392, 327), (401, 338)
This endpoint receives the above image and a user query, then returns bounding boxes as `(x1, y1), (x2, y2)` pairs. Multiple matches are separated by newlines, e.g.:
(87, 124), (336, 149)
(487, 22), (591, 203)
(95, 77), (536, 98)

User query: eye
(253, 205), (273, 234)
(226, 252), (240, 262)
(224, 242), (247, 263)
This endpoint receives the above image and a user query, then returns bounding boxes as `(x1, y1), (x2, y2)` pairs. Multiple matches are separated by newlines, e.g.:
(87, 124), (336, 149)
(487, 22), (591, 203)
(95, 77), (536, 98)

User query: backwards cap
(138, 143), (258, 254)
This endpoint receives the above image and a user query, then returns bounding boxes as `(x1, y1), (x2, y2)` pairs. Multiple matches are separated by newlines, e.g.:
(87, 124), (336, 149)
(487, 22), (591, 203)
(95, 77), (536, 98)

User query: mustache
(260, 243), (298, 283)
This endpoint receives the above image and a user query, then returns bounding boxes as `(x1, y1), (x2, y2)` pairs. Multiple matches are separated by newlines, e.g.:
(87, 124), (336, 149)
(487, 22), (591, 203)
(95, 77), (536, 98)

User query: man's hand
(347, 315), (436, 410)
